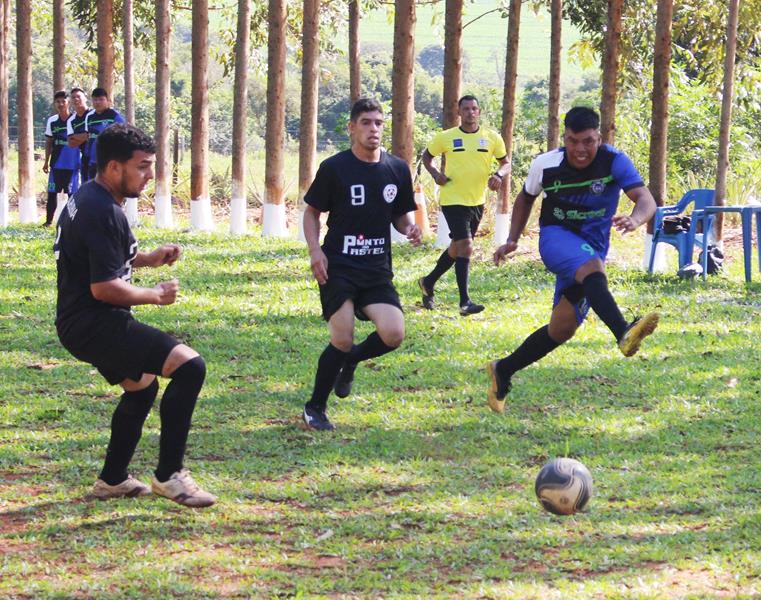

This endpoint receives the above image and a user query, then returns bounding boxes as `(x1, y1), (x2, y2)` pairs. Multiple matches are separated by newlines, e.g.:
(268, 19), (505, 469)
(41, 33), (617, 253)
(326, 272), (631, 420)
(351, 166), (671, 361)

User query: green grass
(1, 221), (760, 598)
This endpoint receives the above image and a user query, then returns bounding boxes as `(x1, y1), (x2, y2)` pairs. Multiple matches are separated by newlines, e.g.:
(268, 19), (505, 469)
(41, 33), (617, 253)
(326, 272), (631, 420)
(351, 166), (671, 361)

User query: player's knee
(330, 335), (354, 353)
(378, 325), (405, 348)
(170, 355), (206, 388)
(549, 322), (577, 343)
(456, 239), (474, 257)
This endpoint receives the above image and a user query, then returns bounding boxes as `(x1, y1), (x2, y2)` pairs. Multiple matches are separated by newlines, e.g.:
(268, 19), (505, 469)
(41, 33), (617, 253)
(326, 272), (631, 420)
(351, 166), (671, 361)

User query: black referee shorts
(441, 204), (485, 241)
(319, 270), (402, 322)
(58, 311), (180, 385)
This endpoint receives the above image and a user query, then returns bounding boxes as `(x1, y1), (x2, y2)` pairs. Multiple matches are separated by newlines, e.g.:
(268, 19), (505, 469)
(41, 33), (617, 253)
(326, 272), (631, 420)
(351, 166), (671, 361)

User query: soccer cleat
(418, 277), (435, 310)
(486, 361), (511, 414)
(302, 406), (335, 431)
(92, 475), (151, 499)
(151, 469), (216, 508)
(459, 301), (485, 316)
(618, 312), (660, 357)
(333, 362), (357, 398)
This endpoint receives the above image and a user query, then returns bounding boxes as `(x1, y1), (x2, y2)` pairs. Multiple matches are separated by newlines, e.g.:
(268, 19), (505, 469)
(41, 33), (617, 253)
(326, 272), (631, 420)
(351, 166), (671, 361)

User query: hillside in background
(356, 0), (596, 91)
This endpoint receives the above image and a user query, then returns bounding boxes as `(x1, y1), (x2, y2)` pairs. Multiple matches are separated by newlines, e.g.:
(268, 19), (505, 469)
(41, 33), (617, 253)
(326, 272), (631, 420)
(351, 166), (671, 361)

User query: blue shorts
(539, 226), (606, 325)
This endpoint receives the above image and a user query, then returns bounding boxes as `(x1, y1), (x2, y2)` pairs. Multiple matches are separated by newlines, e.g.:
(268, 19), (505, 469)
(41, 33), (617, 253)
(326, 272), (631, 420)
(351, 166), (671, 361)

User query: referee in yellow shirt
(419, 95), (510, 315)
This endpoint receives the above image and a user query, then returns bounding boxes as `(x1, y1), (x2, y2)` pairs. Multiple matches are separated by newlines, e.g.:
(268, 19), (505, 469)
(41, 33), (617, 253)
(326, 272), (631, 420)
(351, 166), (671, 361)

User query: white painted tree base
(154, 194), (174, 228)
(52, 192), (67, 225)
(18, 196), (37, 224)
(262, 203), (288, 237)
(643, 232), (668, 272)
(0, 191), (9, 227)
(435, 210), (450, 248)
(191, 197), (215, 231)
(124, 197), (139, 227)
(493, 212), (510, 247)
(230, 197), (247, 235)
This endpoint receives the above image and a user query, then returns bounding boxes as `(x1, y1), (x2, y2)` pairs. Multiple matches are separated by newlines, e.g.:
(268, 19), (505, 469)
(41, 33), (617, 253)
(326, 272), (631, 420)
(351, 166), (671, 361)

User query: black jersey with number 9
(305, 149), (416, 277)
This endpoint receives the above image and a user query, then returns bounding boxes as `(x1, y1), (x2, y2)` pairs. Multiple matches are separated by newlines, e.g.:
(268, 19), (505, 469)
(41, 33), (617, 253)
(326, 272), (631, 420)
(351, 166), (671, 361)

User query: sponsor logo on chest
(343, 234), (386, 256)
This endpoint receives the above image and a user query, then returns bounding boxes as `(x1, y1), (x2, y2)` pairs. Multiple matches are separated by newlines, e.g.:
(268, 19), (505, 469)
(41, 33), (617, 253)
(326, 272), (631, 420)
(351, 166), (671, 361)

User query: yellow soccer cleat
(618, 312), (660, 357)
(486, 361), (511, 414)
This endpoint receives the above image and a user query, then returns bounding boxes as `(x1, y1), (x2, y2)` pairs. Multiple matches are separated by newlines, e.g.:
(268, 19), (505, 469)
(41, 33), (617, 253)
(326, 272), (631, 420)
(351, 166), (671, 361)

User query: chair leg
(742, 208), (752, 283)
(756, 211), (761, 275)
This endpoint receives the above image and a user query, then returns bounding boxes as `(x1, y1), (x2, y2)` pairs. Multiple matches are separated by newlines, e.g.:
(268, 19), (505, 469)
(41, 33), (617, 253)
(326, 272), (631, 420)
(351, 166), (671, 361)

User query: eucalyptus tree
(53, 0), (65, 91)
(442, 0), (463, 128)
(0, 0), (9, 227)
(263, 0), (288, 236)
(547, 0), (562, 150)
(17, 0), (36, 223)
(123, 0), (134, 123)
(96, 0), (114, 94)
(391, 0), (416, 169)
(230, 0), (251, 235)
(497, 0), (521, 242)
(600, 0), (622, 144)
(154, 0), (173, 228)
(297, 0), (320, 240)
(191, 0), (214, 230)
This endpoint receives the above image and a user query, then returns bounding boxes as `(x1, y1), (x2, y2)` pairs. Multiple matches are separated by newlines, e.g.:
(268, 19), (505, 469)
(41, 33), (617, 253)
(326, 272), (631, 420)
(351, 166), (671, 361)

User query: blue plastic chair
(648, 189), (715, 273)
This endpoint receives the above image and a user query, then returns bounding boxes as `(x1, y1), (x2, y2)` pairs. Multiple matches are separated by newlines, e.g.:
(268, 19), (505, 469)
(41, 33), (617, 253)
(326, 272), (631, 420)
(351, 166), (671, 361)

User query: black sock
(348, 331), (397, 365)
(305, 344), (350, 413)
(155, 356), (206, 483)
(424, 250), (455, 290)
(455, 257), (471, 305)
(581, 272), (628, 341)
(496, 325), (560, 380)
(99, 379), (159, 486)
(45, 192), (57, 225)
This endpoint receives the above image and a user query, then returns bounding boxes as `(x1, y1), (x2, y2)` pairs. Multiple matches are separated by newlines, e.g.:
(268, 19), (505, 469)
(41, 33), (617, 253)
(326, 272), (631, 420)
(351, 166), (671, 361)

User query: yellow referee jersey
(426, 126), (507, 207)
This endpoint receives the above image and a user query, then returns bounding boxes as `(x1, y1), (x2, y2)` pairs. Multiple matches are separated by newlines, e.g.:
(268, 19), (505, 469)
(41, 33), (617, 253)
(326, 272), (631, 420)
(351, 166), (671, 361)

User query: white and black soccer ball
(534, 457), (593, 515)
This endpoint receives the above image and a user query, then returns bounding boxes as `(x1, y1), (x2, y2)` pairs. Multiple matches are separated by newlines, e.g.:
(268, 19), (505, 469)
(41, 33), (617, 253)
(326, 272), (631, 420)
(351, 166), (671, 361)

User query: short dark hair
(350, 97), (383, 122)
(70, 87), (86, 96)
(91, 87), (109, 99)
(458, 95), (479, 108)
(53, 90), (67, 100)
(564, 106), (599, 133)
(96, 124), (156, 173)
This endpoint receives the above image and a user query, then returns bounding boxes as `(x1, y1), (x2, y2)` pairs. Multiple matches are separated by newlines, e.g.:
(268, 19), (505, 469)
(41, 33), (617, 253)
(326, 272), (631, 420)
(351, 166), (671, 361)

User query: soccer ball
(534, 457), (593, 515)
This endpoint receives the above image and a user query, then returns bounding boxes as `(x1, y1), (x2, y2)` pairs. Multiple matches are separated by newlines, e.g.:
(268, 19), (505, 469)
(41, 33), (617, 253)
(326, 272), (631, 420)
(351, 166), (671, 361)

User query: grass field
(1, 220), (760, 598)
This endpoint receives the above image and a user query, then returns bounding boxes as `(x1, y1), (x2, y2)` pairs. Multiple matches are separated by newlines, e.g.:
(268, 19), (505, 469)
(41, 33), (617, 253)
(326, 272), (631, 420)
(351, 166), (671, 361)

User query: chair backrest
(676, 188), (715, 214)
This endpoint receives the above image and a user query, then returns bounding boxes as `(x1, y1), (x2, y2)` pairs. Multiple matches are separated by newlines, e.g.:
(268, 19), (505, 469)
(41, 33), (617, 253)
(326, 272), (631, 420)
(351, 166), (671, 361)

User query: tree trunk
(263, 0), (287, 236)
(0, 0), (9, 226)
(298, 0), (319, 240)
(547, 0), (562, 150)
(123, 0), (135, 123)
(230, 0), (251, 234)
(16, 0), (35, 223)
(713, 0), (740, 242)
(442, 0), (463, 128)
(647, 0), (672, 219)
(348, 0), (360, 104)
(498, 0), (521, 216)
(191, 0), (213, 230)
(154, 0), (173, 228)
(600, 0), (622, 144)
(96, 0), (114, 95)
(391, 0), (415, 167)
(53, 0), (65, 91)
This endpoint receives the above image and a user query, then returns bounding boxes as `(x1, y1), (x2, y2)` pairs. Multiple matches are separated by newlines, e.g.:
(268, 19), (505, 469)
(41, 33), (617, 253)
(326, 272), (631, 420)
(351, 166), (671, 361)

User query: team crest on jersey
(479, 138), (488, 148)
(590, 179), (606, 195)
(383, 184), (398, 203)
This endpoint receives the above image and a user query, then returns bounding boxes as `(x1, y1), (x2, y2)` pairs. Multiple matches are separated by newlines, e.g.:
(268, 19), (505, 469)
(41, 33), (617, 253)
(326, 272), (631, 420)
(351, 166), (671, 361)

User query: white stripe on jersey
(524, 148), (564, 197)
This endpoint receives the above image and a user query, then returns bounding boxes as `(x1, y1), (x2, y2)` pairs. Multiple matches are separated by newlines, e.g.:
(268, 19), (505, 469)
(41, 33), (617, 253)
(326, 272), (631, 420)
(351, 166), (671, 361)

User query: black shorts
(47, 169), (74, 194)
(58, 311), (180, 385)
(319, 269), (402, 322)
(441, 204), (484, 241)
